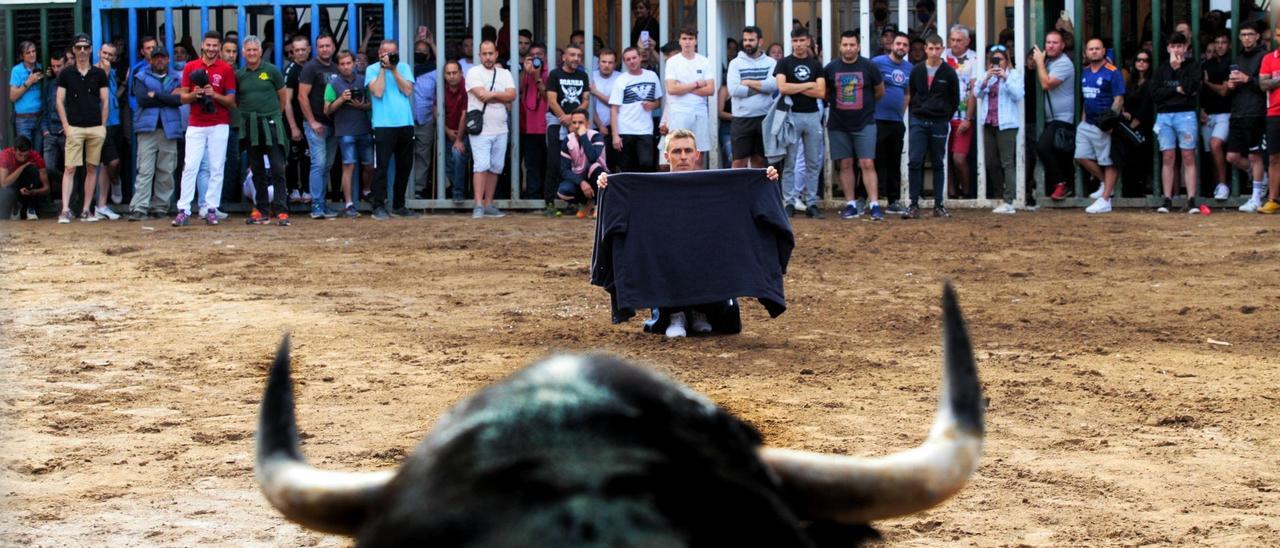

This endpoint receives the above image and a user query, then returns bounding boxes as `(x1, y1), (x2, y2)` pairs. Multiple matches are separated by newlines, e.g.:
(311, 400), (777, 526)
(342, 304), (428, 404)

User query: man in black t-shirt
(1200, 30), (1232, 201)
(824, 31), (885, 220)
(297, 33), (341, 218)
(283, 35), (311, 204)
(55, 33), (110, 223)
(774, 27), (826, 218)
(544, 44), (591, 210)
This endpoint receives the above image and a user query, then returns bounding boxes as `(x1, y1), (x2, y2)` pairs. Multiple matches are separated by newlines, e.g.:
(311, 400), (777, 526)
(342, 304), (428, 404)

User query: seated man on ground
(557, 109), (608, 218)
(0, 136), (52, 220)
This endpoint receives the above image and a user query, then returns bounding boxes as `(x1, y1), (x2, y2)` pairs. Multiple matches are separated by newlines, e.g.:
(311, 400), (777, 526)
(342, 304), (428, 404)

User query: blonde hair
(665, 128), (697, 152)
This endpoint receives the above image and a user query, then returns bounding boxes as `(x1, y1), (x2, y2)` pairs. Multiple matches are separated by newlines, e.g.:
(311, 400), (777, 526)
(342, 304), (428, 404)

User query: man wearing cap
(173, 31), (237, 227)
(236, 35), (291, 226)
(129, 46), (184, 221)
(54, 33), (109, 223)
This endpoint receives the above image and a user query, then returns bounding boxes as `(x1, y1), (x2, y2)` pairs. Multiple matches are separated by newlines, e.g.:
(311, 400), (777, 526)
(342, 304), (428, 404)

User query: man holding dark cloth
(237, 36), (291, 226)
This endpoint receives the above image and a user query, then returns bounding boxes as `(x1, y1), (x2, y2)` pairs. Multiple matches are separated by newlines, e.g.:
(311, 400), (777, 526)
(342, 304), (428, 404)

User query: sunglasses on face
(74, 45), (91, 51)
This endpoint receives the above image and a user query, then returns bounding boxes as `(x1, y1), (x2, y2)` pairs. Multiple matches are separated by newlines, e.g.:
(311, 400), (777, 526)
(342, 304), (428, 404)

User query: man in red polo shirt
(1259, 27), (1280, 214)
(173, 31), (237, 226)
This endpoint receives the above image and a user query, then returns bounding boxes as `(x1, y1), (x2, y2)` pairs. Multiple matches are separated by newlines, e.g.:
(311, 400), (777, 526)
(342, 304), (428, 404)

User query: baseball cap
(72, 33), (92, 46)
(151, 47), (169, 58)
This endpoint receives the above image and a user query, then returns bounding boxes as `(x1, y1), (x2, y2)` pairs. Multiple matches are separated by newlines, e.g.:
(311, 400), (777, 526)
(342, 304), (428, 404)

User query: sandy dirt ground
(1, 209), (1278, 546)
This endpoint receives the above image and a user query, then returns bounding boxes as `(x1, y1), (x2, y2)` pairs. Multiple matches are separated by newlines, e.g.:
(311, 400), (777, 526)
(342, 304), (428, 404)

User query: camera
(387, 52), (400, 66)
(189, 68), (217, 114)
(349, 87), (365, 102)
(532, 57), (543, 69)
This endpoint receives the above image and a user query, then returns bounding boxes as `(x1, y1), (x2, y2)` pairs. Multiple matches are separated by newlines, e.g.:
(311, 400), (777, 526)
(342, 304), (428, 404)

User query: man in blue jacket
(128, 48), (184, 221)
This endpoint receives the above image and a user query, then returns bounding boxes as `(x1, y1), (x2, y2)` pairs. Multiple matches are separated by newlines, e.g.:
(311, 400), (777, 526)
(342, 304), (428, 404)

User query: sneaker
(785, 204), (796, 217)
(95, 207), (120, 220)
(1088, 186), (1103, 200)
(472, 206), (484, 219)
(483, 205), (506, 218)
(1085, 198), (1112, 214)
(1214, 183), (1230, 201)
(840, 204), (860, 219)
(127, 211), (147, 222)
(690, 311), (712, 334)
(992, 203), (1016, 215)
(110, 182), (123, 204)
(205, 208), (220, 225)
(1188, 204), (1211, 215)
(869, 203), (885, 221)
(1050, 182), (1070, 200)
(79, 211), (99, 222)
(289, 189), (303, 203)
(452, 196), (465, 207)
(9, 211), (18, 221)
(1156, 198), (1172, 214)
(665, 312), (688, 338)
(576, 205), (588, 219)
(1259, 199), (1280, 214)
(275, 213), (292, 226)
(391, 207), (421, 218)
(310, 205), (338, 219)
(805, 206), (824, 219)
(245, 209), (269, 225)
(543, 203), (561, 217)
(341, 204), (360, 218)
(885, 202), (907, 216)
(1239, 198), (1262, 213)
(150, 211), (169, 220)
(371, 207), (391, 221)
(172, 211), (191, 226)
(905, 205), (921, 219)
(933, 205), (951, 218)
(300, 192), (312, 203)
(198, 207), (229, 221)
(24, 208), (38, 221)
(58, 210), (74, 224)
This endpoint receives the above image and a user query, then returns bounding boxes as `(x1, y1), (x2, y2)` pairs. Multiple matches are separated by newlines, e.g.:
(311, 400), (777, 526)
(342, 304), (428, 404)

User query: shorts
(948, 118), (974, 154)
(64, 125), (107, 167)
(1228, 116), (1266, 155)
(101, 125), (126, 164)
(469, 133), (508, 174)
(1201, 113), (1230, 150)
(828, 125), (878, 161)
(730, 116), (765, 160)
(1266, 117), (1280, 157)
(1073, 121), (1112, 166)
(339, 134), (375, 165)
(665, 109), (710, 151)
(1154, 111), (1198, 151)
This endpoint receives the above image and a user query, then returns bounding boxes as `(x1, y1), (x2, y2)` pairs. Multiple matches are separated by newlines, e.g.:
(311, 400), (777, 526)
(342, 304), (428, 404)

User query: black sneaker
(785, 204), (796, 217)
(885, 202), (907, 216)
(933, 205), (951, 218)
(905, 205), (921, 219)
(127, 211), (147, 222)
(390, 207), (421, 218)
(1156, 197), (1172, 214)
(806, 206), (824, 219)
(371, 207), (391, 221)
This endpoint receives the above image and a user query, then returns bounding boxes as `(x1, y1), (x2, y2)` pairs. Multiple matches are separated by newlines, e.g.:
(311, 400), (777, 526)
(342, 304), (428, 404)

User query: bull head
(256, 283), (984, 539)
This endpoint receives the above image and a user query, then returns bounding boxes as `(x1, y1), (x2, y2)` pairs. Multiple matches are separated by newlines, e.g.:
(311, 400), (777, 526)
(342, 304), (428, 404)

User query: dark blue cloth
(591, 168), (793, 322)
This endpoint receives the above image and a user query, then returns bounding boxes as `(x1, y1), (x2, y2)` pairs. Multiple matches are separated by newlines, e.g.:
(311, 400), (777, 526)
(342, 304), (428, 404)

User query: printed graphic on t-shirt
(887, 67), (908, 87)
(793, 64), (812, 81)
(560, 79), (585, 107)
(833, 71), (865, 110)
(622, 81), (657, 104)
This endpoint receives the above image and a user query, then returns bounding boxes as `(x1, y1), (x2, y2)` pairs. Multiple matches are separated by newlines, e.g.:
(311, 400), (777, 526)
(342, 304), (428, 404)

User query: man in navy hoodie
(905, 35), (959, 219)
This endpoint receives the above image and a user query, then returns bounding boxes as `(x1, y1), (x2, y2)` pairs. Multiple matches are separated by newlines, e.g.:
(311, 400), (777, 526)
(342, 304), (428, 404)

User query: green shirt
(235, 62), (287, 147)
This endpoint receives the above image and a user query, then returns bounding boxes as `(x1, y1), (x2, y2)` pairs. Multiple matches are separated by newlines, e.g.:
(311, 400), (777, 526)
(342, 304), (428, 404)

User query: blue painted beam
(274, 3), (284, 67)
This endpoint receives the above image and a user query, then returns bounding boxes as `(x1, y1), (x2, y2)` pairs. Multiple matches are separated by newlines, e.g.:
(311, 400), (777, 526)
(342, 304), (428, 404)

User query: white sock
(1253, 182), (1266, 198)
(847, 200), (857, 207)
(346, 202), (354, 208)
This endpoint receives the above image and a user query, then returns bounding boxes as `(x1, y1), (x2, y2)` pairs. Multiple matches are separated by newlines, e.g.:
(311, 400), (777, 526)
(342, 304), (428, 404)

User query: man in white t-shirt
(465, 41), (516, 219)
(664, 26), (715, 163)
(590, 49), (621, 171)
(610, 47), (664, 173)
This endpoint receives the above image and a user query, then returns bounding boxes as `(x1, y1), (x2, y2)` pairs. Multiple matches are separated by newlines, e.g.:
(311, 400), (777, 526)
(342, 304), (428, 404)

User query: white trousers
(177, 123), (229, 212)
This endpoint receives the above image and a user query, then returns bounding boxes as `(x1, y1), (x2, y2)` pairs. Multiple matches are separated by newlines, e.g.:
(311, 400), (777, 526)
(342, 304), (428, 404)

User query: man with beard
(609, 47), (663, 173)
(298, 34), (341, 219)
(544, 44), (591, 213)
(1075, 38), (1125, 214)
(726, 25), (777, 169)
(873, 31), (912, 214)
(173, 31), (237, 226)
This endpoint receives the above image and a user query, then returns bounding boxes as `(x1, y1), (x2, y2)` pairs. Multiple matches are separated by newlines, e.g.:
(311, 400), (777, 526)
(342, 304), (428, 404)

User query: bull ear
(255, 334), (394, 535)
(761, 282), (984, 523)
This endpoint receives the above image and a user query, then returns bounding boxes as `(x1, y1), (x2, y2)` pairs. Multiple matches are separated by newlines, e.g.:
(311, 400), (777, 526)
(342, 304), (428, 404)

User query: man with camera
(173, 31), (237, 226)
(366, 39), (419, 220)
(325, 51), (374, 219)
(1075, 38), (1124, 214)
(9, 41), (46, 145)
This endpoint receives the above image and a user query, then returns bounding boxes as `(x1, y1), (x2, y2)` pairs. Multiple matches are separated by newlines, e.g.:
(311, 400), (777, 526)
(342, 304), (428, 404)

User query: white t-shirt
(944, 48), (979, 120)
(664, 53), (713, 114)
(591, 69), (620, 126)
(465, 64), (515, 136)
(609, 69), (663, 136)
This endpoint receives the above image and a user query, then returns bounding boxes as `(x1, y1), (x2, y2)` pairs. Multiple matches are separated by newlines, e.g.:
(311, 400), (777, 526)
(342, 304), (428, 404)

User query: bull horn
(761, 283), (984, 523)
(255, 334), (394, 535)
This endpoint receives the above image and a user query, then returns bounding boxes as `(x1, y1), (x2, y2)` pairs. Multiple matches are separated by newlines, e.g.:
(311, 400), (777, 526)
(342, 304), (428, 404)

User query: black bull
(256, 284), (984, 546)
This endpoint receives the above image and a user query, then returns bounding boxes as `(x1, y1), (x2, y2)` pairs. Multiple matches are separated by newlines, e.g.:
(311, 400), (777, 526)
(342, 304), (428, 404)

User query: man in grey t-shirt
(1032, 30), (1076, 199)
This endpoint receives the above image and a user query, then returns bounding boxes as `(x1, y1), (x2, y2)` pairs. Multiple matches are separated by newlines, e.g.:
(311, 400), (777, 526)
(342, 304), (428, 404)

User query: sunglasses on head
(989, 44), (1007, 52)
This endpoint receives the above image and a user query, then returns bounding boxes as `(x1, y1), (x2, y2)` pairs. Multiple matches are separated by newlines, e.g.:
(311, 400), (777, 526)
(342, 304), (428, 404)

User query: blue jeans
(908, 118), (950, 207)
(446, 138), (469, 201)
(14, 116), (40, 149)
(304, 124), (338, 208)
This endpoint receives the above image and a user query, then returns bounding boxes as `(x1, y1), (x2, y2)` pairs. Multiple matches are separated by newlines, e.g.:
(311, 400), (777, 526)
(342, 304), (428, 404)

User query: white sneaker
(95, 207), (121, 220)
(197, 207), (229, 220)
(9, 211), (19, 221)
(472, 206), (484, 219)
(665, 312), (688, 338)
(793, 198), (807, 212)
(1085, 198), (1112, 214)
(110, 182), (123, 204)
(991, 203), (1016, 214)
(1088, 187), (1103, 200)
(25, 208), (38, 221)
(690, 311), (712, 334)
(1239, 197), (1262, 213)
(1214, 183), (1230, 201)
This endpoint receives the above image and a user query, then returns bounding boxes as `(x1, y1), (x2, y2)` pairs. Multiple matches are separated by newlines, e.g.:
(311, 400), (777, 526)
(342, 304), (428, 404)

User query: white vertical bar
(623, 0), (632, 48)
(783, 0), (793, 55)
(821, 0), (832, 202)
(859, 0), (870, 59)
(659, 0), (669, 73)
(436, 0), (446, 202)
(472, 0), (480, 61)
(510, 0), (521, 202)
(586, 0), (595, 73)
(935, 0), (947, 205)
(975, 0), (986, 205)
(898, 0), (908, 204)
(746, 0), (755, 26)
(549, 0), (557, 53)
(708, 0), (719, 168)
(1014, 0), (1026, 207)
(698, 0), (707, 54)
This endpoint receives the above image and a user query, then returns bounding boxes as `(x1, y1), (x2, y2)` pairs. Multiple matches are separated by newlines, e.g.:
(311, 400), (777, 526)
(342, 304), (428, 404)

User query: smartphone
(640, 30), (651, 47)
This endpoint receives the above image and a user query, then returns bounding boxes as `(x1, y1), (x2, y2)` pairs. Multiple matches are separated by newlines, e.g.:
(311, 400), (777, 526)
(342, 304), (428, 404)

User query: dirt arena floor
(2, 208), (1278, 546)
